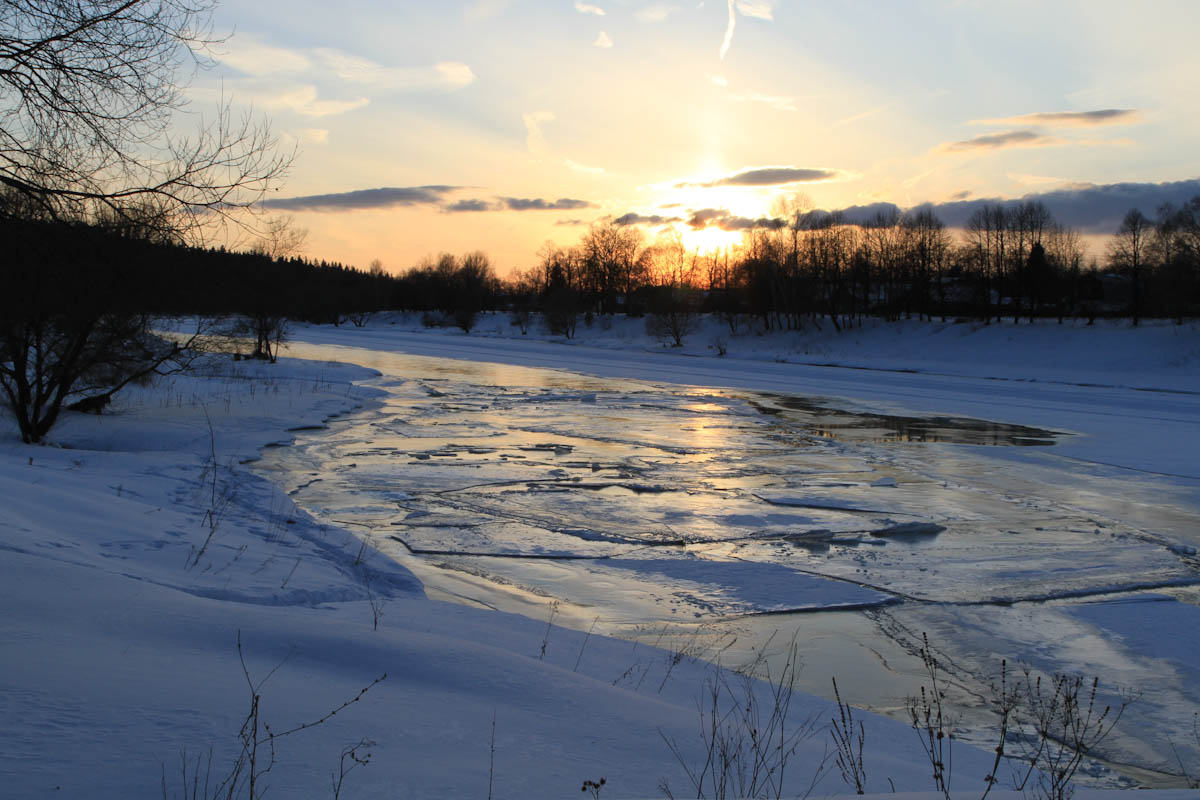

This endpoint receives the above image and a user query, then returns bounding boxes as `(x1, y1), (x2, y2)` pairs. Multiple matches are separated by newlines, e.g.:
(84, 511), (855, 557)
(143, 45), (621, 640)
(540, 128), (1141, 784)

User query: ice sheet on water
(269, 362), (1200, 608)
(752, 489), (927, 516)
(389, 520), (632, 557)
(709, 520), (1196, 603)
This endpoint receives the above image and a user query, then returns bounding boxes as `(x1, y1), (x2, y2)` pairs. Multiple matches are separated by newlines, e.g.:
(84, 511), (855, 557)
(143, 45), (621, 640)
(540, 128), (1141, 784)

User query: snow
(2, 315), (1199, 797)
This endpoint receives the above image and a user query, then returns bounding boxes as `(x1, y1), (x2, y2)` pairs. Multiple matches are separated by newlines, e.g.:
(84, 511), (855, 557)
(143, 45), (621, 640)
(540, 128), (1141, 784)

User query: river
(256, 336), (1200, 788)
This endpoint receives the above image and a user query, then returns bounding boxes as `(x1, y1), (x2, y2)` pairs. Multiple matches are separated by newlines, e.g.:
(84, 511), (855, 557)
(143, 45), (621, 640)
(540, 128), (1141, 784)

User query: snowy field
(2, 314), (1199, 798)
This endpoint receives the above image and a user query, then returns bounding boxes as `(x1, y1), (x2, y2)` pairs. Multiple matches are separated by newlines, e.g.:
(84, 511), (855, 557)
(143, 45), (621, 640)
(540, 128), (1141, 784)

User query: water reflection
(754, 394), (1062, 446)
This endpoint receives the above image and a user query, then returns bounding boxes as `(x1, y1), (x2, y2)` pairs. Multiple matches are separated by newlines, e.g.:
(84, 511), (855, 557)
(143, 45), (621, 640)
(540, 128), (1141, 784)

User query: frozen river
(259, 331), (1200, 786)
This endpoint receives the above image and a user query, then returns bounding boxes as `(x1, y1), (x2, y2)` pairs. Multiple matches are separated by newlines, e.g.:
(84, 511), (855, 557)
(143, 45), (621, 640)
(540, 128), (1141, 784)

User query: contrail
(719, 0), (736, 59)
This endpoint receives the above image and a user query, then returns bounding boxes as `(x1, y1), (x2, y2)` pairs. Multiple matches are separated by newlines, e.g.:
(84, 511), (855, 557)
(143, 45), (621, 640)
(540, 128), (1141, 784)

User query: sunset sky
(195, 0), (1200, 275)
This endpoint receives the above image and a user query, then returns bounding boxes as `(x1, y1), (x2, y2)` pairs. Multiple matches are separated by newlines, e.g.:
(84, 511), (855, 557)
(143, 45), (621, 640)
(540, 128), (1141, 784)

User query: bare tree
(964, 205), (1009, 322)
(453, 250), (496, 333)
(0, 0), (290, 232)
(339, 258), (386, 327)
(234, 215), (307, 361)
(1, 204), (209, 442)
(581, 221), (644, 313)
(248, 215), (308, 260)
(1108, 208), (1152, 326)
(901, 208), (949, 321)
(0, 1), (291, 441)
(1150, 198), (1200, 322)
(646, 286), (701, 347)
(537, 242), (582, 338)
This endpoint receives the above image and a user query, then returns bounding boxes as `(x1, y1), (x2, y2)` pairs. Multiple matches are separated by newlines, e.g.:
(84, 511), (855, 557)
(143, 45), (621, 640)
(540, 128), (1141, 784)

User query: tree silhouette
(0, 1), (290, 442)
(1108, 208), (1152, 326)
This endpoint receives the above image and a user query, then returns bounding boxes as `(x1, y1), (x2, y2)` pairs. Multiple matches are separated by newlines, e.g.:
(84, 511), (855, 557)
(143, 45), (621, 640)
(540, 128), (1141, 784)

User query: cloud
(444, 199), (496, 212)
(679, 166), (839, 188)
(263, 186), (459, 212)
(1007, 172), (1070, 188)
(291, 128), (329, 144)
(313, 51), (476, 92)
(574, 1), (605, 14)
(616, 179), (1200, 238)
(708, 74), (728, 88)
(614, 212), (682, 226)
(263, 187), (596, 215)
(255, 85), (370, 117)
(593, 31), (614, 47)
(939, 130), (1060, 153)
(556, 218), (591, 226)
(827, 178), (1200, 235)
(730, 92), (797, 112)
(688, 208), (728, 226)
(216, 34), (312, 76)
(719, 0), (736, 60)
(814, 202), (903, 226)
(216, 34), (475, 105)
(192, 82), (369, 118)
(720, 0), (775, 59)
(635, 4), (682, 22)
(972, 109), (1139, 127)
(735, 0), (774, 20)
(501, 197), (594, 211)
(565, 159), (605, 174)
(523, 110), (556, 156)
(688, 207), (785, 231)
(440, 197), (596, 213)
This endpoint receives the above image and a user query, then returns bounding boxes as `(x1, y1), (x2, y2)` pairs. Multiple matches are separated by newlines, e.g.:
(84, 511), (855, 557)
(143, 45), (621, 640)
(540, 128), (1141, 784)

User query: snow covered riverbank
(2, 318), (1199, 798)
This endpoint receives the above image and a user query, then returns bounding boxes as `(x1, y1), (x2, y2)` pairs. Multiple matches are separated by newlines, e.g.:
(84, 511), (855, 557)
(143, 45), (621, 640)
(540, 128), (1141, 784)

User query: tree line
(385, 196), (1200, 342)
(0, 201), (401, 442)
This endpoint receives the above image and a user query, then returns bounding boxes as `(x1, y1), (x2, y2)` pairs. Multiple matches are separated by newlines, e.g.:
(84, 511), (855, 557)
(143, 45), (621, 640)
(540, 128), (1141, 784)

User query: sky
(193, 0), (1200, 275)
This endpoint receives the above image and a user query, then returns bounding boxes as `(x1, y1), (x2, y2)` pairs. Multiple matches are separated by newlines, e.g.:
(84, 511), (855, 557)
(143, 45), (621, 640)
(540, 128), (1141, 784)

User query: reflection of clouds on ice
(1071, 594), (1200, 675)
(887, 594), (1200, 777)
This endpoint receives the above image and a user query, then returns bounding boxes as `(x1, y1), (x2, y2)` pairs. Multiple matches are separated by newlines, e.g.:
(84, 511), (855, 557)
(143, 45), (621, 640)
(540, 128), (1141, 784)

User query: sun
(644, 180), (776, 255)
(676, 223), (743, 254)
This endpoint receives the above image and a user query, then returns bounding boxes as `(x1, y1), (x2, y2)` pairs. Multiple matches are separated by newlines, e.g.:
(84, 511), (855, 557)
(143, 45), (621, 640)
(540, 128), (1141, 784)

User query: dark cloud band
(444, 198), (495, 212)
(614, 212), (681, 226)
(941, 130), (1052, 152)
(262, 187), (593, 214)
(823, 179), (1200, 234)
(916, 178), (1200, 234)
(678, 166), (839, 188)
(616, 179), (1200, 236)
(500, 197), (594, 211)
(688, 207), (786, 231)
(263, 186), (458, 212)
(975, 109), (1138, 127)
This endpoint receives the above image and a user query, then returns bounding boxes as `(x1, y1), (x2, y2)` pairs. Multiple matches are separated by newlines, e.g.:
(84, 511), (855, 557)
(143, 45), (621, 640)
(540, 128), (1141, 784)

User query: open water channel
(257, 341), (1200, 788)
